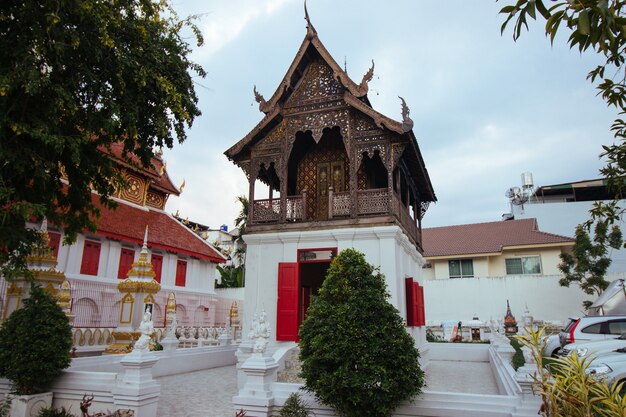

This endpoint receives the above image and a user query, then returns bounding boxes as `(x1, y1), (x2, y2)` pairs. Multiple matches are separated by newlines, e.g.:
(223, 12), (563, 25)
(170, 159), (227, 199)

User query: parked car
(558, 316), (626, 348)
(560, 334), (626, 358)
(585, 348), (626, 386)
(543, 334), (562, 357)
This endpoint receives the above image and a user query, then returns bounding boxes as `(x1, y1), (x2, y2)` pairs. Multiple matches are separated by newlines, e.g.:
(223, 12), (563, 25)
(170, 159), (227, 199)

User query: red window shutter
(118, 248), (135, 279)
(80, 240), (101, 276)
(48, 232), (61, 258)
(405, 277), (415, 326)
(417, 284), (426, 326)
(151, 254), (163, 283)
(412, 282), (420, 327)
(175, 259), (187, 287)
(277, 262), (298, 341)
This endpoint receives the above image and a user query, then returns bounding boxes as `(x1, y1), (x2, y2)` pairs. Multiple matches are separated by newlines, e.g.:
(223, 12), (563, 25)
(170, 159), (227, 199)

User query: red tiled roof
(92, 196), (225, 263)
(422, 218), (573, 258)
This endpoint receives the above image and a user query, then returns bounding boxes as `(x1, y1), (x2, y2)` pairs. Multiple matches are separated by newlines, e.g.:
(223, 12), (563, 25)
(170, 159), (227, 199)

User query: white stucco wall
(421, 274), (626, 324)
(243, 226), (426, 347)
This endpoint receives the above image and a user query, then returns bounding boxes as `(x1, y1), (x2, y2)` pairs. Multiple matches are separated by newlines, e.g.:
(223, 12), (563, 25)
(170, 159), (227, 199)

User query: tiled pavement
(156, 360), (499, 417)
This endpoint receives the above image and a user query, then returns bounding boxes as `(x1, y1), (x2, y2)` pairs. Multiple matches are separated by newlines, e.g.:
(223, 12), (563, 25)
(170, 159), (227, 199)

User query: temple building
(225, 12), (436, 344)
(0, 143), (237, 353)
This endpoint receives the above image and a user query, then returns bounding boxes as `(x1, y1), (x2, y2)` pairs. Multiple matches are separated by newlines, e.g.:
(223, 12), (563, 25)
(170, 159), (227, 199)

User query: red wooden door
(405, 277), (415, 326)
(276, 262), (299, 341)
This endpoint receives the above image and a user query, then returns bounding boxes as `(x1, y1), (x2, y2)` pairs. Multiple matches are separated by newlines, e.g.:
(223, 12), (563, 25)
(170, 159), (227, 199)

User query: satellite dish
(505, 186), (527, 206)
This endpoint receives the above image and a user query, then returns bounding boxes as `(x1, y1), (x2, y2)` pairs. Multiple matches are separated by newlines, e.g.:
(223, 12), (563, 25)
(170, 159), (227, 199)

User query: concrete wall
(243, 226), (427, 348)
(421, 274), (617, 324)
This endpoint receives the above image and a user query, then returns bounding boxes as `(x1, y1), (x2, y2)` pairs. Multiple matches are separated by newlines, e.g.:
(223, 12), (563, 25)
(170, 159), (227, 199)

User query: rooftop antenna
(505, 171), (534, 212)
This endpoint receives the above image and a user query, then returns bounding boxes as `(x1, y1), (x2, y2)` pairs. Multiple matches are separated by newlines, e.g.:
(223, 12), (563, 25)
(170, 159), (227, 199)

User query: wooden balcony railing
(249, 188), (421, 248)
(251, 198), (280, 223)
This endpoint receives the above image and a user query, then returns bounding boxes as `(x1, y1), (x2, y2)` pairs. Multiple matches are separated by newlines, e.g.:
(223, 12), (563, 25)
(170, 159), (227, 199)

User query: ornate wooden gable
(225, 11), (436, 251)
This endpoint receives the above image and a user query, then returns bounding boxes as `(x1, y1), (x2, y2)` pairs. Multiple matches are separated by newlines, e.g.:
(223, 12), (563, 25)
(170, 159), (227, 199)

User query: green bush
(37, 406), (76, 417)
(299, 249), (425, 417)
(0, 284), (72, 394)
(278, 392), (310, 417)
(509, 337), (525, 371)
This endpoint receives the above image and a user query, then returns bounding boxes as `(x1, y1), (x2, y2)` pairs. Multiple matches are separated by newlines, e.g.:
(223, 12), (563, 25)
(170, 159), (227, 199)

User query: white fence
(422, 272), (626, 325)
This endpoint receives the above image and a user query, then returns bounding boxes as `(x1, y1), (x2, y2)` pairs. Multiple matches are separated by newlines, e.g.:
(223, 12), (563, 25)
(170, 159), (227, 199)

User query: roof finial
(304, 0), (317, 38)
(253, 85), (269, 114)
(143, 225), (149, 249)
(179, 178), (186, 193)
(398, 96), (414, 133)
(358, 60), (375, 92)
(344, 56), (348, 74)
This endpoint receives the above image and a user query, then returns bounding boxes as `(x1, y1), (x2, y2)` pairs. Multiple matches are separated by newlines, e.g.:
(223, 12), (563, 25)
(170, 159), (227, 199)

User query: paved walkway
(156, 359), (499, 417)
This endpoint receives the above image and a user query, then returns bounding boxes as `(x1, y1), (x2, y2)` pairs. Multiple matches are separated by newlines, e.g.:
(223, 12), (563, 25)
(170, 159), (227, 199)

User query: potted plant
(0, 284), (72, 417)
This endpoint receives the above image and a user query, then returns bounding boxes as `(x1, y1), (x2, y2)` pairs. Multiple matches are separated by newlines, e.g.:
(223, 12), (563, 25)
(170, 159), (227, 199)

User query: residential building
(422, 218), (573, 280)
(420, 218), (602, 323)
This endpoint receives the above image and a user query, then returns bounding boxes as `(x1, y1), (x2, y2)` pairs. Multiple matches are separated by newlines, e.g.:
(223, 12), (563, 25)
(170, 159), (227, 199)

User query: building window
(448, 259), (474, 279)
(151, 254), (163, 283)
(505, 256), (541, 275)
(175, 259), (187, 287)
(80, 240), (101, 276)
(48, 232), (61, 258)
(118, 248), (135, 279)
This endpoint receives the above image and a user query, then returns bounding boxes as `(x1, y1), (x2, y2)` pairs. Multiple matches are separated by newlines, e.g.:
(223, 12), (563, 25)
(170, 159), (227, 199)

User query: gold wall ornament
(117, 279), (160, 294)
(166, 292), (176, 314)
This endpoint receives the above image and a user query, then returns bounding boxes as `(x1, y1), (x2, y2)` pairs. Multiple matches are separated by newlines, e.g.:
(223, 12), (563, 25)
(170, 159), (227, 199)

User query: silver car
(585, 348), (626, 386)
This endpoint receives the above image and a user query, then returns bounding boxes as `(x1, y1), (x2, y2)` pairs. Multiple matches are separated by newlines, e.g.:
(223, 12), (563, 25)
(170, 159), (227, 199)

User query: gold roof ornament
(179, 178), (186, 193)
(24, 218), (65, 283)
(117, 225), (160, 294)
(159, 160), (166, 176)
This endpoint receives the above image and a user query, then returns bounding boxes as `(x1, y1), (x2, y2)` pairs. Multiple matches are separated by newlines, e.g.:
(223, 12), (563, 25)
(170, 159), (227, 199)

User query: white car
(585, 348), (626, 386)
(559, 316), (626, 347)
(543, 334), (562, 357)
(560, 334), (626, 359)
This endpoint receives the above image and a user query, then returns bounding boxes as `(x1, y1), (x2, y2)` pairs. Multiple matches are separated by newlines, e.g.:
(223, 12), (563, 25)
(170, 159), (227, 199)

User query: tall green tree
(299, 249), (424, 417)
(0, 0), (205, 278)
(559, 222), (623, 308)
(499, 0), (626, 234)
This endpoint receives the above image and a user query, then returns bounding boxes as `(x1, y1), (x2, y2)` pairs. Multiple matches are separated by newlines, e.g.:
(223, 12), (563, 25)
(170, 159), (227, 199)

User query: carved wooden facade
(225, 21), (436, 252)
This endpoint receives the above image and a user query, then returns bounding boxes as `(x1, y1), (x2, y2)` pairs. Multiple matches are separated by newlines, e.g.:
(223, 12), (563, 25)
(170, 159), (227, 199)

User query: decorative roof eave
(151, 170), (180, 196)
(343, 92), (404, 134)
(225, 107), (282, 160)
(405, 129), (437, 203)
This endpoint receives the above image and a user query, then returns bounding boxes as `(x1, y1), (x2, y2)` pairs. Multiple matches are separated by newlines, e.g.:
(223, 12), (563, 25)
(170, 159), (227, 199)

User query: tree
(499, 1), (626, 233)
(216, 264), (244, 288)
(559, 222), (623, 308)
(0, 0), (205, 278)
(298, 249), (425, 417)
(234, 195), (249, 243)
(0, 285), (72, 395)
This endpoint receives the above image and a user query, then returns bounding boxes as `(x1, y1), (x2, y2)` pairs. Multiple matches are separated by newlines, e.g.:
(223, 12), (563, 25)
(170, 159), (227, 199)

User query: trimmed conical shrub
(299, 249), (425, 417)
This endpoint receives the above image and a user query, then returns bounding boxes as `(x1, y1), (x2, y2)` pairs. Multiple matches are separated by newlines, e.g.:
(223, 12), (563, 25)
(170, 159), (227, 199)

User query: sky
(160, 0), (617, 231)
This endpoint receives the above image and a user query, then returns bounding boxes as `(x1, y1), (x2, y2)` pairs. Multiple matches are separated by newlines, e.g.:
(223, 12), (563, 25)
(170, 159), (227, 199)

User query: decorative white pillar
(112, 349), (161, 417)
(232, 310), (279, 417)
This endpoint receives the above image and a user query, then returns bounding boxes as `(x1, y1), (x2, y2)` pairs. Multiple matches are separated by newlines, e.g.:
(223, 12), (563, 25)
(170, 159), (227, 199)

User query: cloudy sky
(161, 0), (615, 231)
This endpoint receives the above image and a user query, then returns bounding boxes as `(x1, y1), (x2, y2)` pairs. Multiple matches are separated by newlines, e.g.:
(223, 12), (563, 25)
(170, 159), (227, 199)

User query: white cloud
(192, 0), (293, 61)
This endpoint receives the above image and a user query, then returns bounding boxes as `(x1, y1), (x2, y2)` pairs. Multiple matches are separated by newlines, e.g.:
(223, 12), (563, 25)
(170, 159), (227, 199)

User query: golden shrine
(104, 227), (161, 354)
(2, 219), (73, 320)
